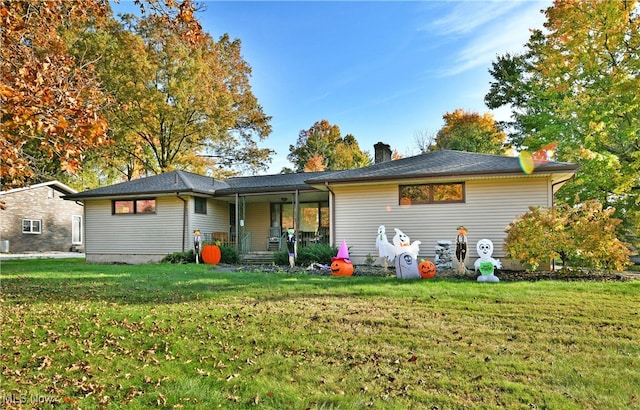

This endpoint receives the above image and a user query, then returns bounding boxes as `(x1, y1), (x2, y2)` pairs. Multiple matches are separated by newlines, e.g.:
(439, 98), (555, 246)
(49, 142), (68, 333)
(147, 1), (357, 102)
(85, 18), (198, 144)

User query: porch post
(234, 193), (239, 253)
(294, 189), (299, 240)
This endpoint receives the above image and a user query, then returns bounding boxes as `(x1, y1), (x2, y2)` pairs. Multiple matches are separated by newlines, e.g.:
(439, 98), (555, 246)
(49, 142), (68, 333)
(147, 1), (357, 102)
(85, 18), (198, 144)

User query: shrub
(504, 200), (631, 272)
(219, 245), (239, 264)
(162, 249), (195, 264)
(273, 244), (338, 266)
(162, 246), (237, 264)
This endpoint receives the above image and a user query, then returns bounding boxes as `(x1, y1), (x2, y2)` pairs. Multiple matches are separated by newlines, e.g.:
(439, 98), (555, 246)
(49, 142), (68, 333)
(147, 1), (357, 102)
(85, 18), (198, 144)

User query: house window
(194, 197), (207, 214)
(72, 215), (82, 244)
(113, 199), (156, 214)
(399, 183), (465, 205)
(22, 219), (42, 234)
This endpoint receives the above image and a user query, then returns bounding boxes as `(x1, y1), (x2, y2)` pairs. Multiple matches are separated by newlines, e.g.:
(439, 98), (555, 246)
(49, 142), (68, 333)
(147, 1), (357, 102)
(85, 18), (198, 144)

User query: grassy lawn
(1, 259), (639, 409)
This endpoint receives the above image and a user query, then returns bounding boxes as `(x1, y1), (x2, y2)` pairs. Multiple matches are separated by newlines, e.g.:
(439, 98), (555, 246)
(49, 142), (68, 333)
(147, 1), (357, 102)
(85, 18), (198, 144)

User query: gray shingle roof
(64, 151), (579, 200)
(217, 171), (331, 194)
(64, 170), (227, 199)
(305, 150), (579, 184)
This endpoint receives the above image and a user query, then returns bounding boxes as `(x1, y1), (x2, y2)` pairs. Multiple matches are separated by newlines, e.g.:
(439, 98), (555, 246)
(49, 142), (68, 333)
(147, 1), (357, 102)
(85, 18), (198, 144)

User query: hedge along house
(64, 145), (579, 266)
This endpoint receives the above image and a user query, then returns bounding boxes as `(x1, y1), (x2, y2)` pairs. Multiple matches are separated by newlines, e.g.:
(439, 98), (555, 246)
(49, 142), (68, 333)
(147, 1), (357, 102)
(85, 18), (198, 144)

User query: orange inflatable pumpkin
(331, 259), (354, 276)
(418, 260), (436, 279)
(201, 244), (221, 265)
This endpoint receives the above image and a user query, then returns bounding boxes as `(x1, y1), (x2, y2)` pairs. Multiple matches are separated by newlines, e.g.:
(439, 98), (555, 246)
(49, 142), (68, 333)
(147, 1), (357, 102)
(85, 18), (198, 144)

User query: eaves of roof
(305, 150), (580, 185)
(214, 171), (334, 195)
(64, 170), (227, 200)
(1, 180), (77, 196)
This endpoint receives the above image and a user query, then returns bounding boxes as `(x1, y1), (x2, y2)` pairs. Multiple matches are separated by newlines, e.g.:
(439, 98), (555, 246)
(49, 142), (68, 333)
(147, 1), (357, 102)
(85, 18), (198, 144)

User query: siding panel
(85, 197), (183, 256)
(333, 177), (551, 263)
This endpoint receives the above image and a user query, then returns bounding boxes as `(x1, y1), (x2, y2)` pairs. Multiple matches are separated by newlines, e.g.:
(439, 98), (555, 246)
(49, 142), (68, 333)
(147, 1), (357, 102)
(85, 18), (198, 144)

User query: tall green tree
(431, 109), (507, 154)
(71, 11), (272, 181)
(287, 120), (371, 172)
(485, 0), (640, 243)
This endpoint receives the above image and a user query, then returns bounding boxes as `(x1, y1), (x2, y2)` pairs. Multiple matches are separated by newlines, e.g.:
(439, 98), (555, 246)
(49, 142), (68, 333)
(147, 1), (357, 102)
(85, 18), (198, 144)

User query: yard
(1, 259), (638, 409)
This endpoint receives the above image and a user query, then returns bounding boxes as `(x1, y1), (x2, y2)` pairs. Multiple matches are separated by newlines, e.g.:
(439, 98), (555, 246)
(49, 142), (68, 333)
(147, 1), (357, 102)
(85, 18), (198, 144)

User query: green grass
(1, 259), (639, 409)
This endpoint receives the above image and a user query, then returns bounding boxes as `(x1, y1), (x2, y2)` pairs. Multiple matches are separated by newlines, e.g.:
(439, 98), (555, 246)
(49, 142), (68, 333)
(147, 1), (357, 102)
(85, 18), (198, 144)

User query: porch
(208, 182), (332, 256)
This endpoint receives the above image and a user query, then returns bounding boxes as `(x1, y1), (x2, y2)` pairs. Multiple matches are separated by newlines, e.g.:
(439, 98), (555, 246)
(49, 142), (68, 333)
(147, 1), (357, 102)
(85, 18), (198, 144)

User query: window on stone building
(22, 219), (42, 234)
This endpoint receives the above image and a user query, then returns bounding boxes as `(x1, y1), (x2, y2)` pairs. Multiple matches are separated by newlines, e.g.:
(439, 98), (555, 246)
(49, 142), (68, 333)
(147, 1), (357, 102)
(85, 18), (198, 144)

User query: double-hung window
(22, 219), (42, 234)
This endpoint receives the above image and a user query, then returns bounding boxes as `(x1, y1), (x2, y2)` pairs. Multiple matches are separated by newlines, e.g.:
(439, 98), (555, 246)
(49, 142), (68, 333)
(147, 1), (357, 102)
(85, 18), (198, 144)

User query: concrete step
(241, 251), (276, 265)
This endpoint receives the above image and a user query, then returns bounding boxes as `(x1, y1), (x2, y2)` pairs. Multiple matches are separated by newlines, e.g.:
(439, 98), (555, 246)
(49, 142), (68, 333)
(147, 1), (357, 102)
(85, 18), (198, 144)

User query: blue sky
(116, 1), (551, 174)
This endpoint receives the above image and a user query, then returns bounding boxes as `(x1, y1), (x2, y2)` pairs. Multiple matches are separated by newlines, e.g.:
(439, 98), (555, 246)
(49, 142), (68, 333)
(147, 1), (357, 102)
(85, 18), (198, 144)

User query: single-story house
(64, 144), (579, 266)
(1, 181), (84, 253)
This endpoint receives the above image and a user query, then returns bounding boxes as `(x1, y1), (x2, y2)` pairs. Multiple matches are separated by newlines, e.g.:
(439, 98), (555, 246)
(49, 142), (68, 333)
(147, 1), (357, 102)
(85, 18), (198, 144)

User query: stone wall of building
(1, 185), (83, 253)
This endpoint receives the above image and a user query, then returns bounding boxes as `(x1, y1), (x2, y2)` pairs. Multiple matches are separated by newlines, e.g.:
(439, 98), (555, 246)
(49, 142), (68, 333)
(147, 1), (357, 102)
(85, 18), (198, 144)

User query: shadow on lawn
(0, 260), (438, 306)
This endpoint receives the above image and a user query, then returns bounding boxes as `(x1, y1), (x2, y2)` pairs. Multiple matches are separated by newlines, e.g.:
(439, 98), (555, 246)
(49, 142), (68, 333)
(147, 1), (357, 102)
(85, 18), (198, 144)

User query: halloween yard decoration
(474, 239), (501, 283)
(193, 229), (202, 264)
(374, 226), (421, 278)
(331, 240), (354, 276)
(391, 228), (421, 279)
(375, 225), (392, 270)
(455, 226), (468, 274)
(201, 243), (221, 265)
(418, 259), (437, 279)
(434, 240), (454, 271)
(286, 228), (296, 268)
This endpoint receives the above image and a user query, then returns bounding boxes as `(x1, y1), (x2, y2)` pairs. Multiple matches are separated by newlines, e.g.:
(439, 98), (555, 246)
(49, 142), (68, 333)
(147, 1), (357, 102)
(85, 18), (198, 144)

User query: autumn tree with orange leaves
(431, 109), (507, 155)
(0, 0), (204, 189)
(0, 0), (111, 189)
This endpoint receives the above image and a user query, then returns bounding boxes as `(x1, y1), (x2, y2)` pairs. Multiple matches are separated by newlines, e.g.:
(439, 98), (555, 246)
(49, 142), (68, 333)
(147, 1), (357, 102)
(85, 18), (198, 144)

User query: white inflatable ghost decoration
(375, 225), (392, 259)
(474, 239), (501, 283)
(392, 228), (421, 261)
(375, 227), (422, 279)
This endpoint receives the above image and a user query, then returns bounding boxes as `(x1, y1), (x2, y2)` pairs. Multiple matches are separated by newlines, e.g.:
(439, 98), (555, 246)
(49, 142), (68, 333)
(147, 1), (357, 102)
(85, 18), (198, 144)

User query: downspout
(324, 182), (335, 246)
(177, 194), (187, 252)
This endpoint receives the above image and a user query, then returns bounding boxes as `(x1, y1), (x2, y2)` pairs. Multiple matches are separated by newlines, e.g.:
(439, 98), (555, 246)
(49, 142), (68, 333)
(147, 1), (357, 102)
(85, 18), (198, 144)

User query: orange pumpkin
(331, 259), (354, 276)
(418, 260), (436, 279)
(201, 244), (221, 265)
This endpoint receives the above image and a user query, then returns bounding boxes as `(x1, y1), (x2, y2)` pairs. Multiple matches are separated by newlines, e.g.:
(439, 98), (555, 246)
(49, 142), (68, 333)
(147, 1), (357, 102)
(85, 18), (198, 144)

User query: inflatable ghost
(384, 228), (422, 279)
(474, 239), (501, 283)
(392, 228), (421, 261)
(375, 225), (393, 269)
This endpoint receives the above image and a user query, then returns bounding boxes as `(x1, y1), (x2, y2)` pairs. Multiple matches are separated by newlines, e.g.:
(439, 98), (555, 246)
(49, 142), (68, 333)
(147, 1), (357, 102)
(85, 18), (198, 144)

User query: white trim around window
(22, 219), (42, 234)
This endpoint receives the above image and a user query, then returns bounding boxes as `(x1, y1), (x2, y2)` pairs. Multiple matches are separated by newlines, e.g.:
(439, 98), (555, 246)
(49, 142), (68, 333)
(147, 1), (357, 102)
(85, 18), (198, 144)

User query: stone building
(0, 181), (83, 253)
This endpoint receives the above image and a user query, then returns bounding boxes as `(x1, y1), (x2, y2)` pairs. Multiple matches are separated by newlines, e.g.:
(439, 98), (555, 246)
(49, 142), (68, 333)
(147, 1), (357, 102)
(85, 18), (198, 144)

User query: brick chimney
(374, 142), (392, 164)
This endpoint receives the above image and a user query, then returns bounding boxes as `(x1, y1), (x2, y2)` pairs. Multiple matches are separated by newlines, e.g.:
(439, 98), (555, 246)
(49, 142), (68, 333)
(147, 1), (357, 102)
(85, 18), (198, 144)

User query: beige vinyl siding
(191, 198), (230, 243)
(245, 202), (270, 251)
(85, 197), (184, 262)
(332, 176), (551, 264)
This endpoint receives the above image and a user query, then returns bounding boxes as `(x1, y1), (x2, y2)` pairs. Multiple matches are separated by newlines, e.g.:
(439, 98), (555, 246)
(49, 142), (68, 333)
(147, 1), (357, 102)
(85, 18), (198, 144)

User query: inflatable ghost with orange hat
(331, 240), (354, 276)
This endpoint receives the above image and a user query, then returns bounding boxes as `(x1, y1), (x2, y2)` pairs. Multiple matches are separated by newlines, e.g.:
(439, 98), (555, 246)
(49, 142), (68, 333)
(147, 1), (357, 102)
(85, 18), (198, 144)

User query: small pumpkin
(418, 259), (436, 279)
(331, 259), (354, 276)
(201, 244), (221, 265)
